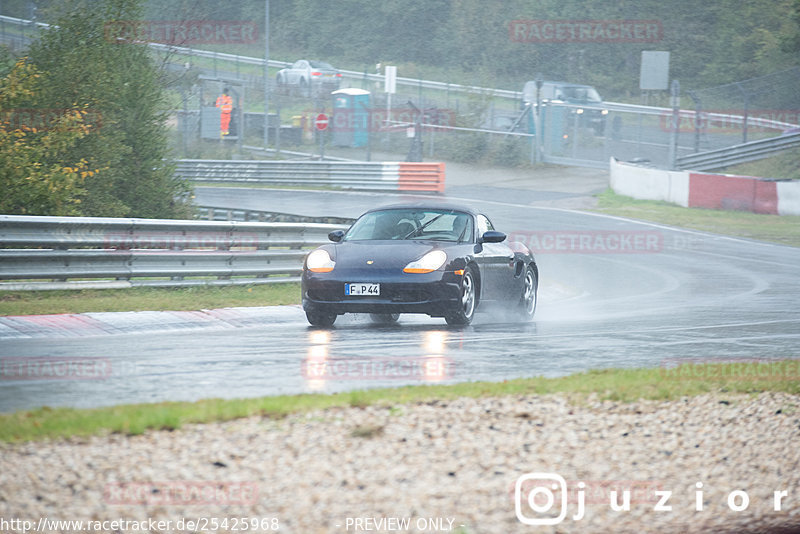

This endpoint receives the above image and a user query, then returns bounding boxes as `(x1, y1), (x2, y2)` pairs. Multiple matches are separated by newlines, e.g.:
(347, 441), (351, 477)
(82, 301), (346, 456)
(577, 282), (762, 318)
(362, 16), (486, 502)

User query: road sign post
(315, 113), (328, 160)
(385, 66), (397, 147)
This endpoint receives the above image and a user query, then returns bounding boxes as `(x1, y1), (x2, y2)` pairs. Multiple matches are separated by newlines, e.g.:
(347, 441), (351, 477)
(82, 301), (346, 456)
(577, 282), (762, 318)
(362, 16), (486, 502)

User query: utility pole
(667, 79), (680, 170)
(263, 0), (270, 149)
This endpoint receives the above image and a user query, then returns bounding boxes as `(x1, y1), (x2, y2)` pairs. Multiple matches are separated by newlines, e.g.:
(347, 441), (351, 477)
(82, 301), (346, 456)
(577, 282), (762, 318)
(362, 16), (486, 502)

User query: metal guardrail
(676, 131), (800, 171)
(176, 159), (446, 193)
(0, 214), (347, 290)
(195, 205), (356, 225)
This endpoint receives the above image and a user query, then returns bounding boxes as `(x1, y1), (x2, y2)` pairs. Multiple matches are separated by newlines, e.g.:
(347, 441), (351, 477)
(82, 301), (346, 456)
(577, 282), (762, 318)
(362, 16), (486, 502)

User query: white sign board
(640, 51), (670, 91)
(385, 65), (397, 94)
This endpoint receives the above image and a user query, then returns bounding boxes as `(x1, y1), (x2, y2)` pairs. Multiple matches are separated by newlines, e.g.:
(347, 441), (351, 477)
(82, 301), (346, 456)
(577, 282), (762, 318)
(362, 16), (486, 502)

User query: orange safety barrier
(397, 162), (446, 193)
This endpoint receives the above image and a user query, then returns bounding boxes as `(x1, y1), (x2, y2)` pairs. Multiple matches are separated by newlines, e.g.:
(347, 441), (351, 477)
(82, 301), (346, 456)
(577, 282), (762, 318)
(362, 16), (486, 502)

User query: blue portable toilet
(332, 88), (370, 148)
(530, 105), (567, 154)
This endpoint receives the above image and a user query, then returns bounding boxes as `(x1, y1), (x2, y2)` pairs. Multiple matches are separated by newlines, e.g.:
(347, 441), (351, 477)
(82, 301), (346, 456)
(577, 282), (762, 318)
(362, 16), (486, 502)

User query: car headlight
(306, 249), (335, 273)
(403, 250), (447, 274)
(601, 109), (609, 115)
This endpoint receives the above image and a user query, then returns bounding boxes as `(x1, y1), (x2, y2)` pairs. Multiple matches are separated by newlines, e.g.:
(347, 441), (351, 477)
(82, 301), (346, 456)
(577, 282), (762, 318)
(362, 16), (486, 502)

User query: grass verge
(1, 360), (798, 443)
(592, 189), (800, 247)
(0, 283), (301, 316)
(720, 147), (800, 181)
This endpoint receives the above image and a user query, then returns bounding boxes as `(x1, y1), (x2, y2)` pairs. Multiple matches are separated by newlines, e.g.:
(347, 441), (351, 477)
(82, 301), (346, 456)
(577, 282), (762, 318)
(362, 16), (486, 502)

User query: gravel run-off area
(2, 392), (800, 533)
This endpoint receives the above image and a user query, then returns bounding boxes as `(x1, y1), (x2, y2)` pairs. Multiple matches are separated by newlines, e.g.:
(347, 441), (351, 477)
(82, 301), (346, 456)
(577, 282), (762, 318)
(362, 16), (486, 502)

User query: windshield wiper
(402, 212), (449, 239)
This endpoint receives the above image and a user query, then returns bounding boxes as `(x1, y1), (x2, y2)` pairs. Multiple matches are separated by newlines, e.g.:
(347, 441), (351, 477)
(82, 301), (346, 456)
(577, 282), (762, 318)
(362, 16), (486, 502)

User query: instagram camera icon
(515, 472), (568, 525)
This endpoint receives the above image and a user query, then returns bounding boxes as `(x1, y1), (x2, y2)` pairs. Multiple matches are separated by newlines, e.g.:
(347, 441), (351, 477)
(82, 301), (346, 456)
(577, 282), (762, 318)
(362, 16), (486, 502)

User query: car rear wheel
(445, 267), (476, 326)
(519, 265), (538, 321)
(369, 313), (400, 325)
(306, 311), (336, 327)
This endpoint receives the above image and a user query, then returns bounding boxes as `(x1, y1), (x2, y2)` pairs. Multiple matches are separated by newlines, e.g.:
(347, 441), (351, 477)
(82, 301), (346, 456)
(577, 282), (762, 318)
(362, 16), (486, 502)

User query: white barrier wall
(777, 181), (800, 216)
(610, 157), (800, 216)
(609, 158), (689, 207)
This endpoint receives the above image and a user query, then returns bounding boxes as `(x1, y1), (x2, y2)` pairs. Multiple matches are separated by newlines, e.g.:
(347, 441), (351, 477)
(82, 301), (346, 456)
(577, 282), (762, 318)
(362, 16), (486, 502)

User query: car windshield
(309, 61), (335, 70)
(344, 209), (473, 242)
(561, 86), (602, 103)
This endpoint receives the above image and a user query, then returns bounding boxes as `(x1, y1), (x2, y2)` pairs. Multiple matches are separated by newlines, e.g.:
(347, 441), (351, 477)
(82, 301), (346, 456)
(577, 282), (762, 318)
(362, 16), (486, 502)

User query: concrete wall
(610, 158), (799, 216)
(609, 158), (689, 207)
(777, 181), (800, 216)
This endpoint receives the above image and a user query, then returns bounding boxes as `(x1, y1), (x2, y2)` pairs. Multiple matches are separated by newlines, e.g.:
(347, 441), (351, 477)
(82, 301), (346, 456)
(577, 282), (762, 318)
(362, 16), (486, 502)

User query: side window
(476, 215), (494, 237)
(293, 61), (304, 69)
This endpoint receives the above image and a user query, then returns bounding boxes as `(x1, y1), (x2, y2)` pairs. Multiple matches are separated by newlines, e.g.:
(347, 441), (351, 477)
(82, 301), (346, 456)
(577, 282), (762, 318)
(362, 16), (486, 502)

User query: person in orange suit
(215, 88), (233, 136)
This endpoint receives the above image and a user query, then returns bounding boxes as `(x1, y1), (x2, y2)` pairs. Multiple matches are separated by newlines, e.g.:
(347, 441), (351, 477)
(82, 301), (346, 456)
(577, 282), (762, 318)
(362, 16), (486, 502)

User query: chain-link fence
(685, 68), (800, 146)
(2, 13), (797, 169)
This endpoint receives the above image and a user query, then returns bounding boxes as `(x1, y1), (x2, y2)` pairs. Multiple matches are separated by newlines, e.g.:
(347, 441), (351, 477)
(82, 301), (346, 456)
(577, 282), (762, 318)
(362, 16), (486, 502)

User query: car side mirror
(478, 231), (506, 244)
(328, 230), (344, 242)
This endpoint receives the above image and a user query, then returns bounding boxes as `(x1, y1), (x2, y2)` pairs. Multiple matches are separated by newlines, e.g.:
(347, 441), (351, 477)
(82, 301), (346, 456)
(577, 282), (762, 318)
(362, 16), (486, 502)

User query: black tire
(518, 265), (538, 321)
(445, 266), (477, 326)
(306, 311), (336, 327)
(299, 78), (309, 98)
(369, 313), (400, 325)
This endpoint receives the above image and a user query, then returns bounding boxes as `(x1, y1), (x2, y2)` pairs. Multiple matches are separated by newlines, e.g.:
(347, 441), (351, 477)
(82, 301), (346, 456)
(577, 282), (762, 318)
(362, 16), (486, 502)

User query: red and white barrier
(395, 162), (446, 193)
(610, 158), (800, 216)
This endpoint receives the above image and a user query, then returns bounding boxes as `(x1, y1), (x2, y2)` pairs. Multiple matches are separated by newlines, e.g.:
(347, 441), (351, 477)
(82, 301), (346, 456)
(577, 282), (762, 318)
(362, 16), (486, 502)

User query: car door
(290, 60), (306, 83)
(474, 214), (515, 302)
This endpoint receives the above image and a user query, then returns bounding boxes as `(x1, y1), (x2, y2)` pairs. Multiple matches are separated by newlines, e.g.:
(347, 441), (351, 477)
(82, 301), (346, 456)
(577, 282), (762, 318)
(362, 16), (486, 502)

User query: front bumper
(302, 269), (462, 317)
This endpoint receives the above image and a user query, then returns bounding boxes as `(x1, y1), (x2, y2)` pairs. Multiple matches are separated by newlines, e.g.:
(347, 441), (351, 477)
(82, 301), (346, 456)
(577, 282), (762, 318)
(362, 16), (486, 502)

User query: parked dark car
(301, 203), (538, 326)
(522, 80), (608, 135)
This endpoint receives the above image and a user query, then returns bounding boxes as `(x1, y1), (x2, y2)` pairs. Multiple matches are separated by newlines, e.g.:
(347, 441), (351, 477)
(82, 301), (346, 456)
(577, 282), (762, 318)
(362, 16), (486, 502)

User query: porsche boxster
(301, 203), (538, 326)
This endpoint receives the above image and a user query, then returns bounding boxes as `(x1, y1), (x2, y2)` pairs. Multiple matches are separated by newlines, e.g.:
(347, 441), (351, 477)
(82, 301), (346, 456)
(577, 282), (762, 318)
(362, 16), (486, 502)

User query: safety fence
(0, 215), (348, 290)
(176, 160), (446, 193)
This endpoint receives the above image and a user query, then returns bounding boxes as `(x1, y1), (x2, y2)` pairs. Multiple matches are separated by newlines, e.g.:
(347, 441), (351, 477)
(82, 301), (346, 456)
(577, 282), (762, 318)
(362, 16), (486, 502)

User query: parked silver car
(276, 60), (342, 97)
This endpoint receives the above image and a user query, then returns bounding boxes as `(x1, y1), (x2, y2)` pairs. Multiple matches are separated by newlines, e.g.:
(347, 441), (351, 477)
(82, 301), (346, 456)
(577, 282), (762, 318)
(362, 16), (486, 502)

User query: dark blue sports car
(301, 203), (538, 326)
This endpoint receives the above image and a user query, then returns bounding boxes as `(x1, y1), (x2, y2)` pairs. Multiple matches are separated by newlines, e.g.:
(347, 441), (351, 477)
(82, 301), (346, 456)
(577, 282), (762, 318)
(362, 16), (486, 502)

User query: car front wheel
(445, 267), (477, 326)
(518, 265), (538, 321)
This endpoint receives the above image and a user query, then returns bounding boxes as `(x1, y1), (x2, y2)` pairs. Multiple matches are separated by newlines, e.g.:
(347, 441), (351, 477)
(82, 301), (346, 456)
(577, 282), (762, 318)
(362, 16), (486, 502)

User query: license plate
(346, 283), (379, 296)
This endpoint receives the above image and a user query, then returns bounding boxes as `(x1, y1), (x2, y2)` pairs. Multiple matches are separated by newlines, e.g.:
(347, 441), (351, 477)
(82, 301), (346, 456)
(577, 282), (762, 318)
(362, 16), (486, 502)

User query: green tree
(26, 0), (192, 218)
(0, 58), (98, 215)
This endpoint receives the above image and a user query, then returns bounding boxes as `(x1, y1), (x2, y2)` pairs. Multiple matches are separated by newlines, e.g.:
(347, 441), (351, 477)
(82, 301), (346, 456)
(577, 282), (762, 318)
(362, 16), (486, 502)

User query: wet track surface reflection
(1, 188), (800, 412)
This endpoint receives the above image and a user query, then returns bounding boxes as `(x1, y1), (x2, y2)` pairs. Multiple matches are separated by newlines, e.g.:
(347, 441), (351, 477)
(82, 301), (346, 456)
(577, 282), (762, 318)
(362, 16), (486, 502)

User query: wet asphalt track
(1, 186), (799, 412)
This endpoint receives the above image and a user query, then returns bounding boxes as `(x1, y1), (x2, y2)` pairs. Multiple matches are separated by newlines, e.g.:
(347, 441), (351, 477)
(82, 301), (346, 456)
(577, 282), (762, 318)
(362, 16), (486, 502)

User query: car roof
(525, 80), (593, 89)
(362, 203), (481, 217)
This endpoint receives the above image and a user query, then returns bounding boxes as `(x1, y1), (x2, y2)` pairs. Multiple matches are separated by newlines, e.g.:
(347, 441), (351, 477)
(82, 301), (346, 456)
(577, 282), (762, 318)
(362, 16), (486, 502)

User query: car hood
(332, 240), (444, 270)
